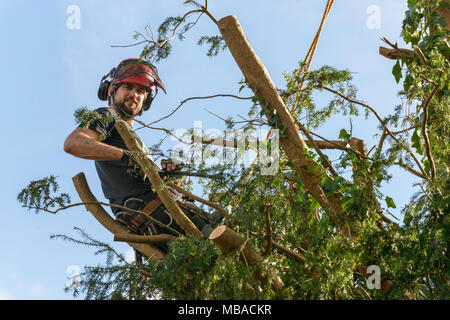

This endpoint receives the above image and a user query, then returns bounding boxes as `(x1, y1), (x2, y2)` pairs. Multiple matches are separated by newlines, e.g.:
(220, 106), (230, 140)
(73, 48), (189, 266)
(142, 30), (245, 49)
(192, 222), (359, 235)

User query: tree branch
(393, 162), (428, 180)
(421, 85), (439, 179)
(271, 242), (317, 279)
(375, 127), (388, 159)
(114, 233), (177, 244)
(413, 44), (429, 66)
(290, 0), (335, 111)
(379, 37), (414, 60)
(320, 85), (430, 180)
(261, 204), (273, 258)
(167, 181), (232, 220)
(134, 120), (189, 145)
(72, 172), (166, 260)
(306, 131), (370, 159)
(25, 196), (184, 236)
(379, 46), (414, 60)
(143, 94), (253, 127)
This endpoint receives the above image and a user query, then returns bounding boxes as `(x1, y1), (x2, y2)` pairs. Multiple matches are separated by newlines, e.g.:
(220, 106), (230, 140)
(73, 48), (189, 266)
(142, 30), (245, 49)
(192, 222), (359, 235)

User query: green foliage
(74, 107), (104, 127)
(74, 107), (119, 141)
(17, 175), (70, 213)
(141, 237), (270, 299)
(283, 65), (361, 129)
(392, 60), (403, 83)
(61, 234), (273, 300)
(136, 3), (227, 62)
(385, 196), (396, 209)
(197, 35), (228, 57)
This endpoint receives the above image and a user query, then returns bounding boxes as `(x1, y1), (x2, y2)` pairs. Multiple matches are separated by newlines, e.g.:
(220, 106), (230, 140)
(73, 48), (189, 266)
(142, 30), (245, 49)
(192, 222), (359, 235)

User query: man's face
(110, 82), (149, 118)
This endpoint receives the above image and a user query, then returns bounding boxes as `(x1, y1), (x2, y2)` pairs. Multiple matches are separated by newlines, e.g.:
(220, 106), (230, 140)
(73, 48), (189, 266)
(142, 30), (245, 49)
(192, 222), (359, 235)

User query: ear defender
(97, 79), (110, 101)
(142, 88), (157, 111)
(97, 67), (116, 101)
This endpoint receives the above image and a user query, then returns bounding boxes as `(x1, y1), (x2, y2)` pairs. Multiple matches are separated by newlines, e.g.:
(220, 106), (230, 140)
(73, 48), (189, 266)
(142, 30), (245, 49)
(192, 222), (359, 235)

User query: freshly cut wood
(72, 172), (165, 260)
(209, 225), (284, 292)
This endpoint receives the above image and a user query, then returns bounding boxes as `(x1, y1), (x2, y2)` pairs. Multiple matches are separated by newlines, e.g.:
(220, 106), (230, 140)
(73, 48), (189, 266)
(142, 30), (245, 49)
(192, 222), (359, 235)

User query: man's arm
(64, 127), (123, 161)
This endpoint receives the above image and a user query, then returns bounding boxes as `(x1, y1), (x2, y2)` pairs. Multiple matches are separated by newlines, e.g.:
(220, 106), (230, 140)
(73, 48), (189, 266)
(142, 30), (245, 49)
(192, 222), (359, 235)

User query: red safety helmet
(98, 58), (166, 111)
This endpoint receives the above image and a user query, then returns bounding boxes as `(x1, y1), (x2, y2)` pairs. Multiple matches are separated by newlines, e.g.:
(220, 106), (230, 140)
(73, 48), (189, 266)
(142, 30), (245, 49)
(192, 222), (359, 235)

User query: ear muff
(97, 67), (116, 101)
(97, 79), (110, 101)
(142, 88), (158, 111)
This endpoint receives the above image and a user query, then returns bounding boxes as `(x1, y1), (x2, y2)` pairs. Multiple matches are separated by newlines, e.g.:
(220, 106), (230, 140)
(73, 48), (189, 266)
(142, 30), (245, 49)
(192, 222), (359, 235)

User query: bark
(379, 46), (414, 60)
(72, 172), (166, 260)
(217, 15), (343, 222)
(209, 225), (284, 292)
(115, 121), (204, 239)
(114, 233), (177, 244)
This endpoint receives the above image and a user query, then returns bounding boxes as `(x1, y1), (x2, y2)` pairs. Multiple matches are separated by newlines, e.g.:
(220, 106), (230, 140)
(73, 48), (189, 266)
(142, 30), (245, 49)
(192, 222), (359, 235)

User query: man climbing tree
(63, 58), (222, 253)
(17, 0), (448, 300)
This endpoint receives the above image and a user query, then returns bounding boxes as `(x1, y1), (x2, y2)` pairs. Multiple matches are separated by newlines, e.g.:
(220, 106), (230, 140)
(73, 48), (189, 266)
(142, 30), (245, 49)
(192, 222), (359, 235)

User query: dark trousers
(119, 192), (208, 252)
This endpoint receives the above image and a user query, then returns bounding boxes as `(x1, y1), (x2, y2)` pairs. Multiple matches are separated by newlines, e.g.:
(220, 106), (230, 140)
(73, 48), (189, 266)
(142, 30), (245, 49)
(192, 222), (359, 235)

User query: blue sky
(0, 0), (416, 299)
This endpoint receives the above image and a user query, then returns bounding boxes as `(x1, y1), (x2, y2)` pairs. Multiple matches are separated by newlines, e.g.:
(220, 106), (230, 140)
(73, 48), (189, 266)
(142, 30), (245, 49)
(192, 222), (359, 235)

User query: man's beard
(113, 98), (142, 120)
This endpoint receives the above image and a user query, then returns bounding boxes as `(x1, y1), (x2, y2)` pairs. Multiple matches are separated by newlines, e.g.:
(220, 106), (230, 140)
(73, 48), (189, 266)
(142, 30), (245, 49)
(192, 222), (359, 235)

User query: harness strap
(142, 195), (163, 234)
(126, 195), (163, 234)
(142, 196), (163, 216)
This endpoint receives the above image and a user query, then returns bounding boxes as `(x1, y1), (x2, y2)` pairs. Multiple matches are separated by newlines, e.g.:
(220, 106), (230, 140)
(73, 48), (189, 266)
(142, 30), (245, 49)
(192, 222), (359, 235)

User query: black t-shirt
(86, 107), (155, 212)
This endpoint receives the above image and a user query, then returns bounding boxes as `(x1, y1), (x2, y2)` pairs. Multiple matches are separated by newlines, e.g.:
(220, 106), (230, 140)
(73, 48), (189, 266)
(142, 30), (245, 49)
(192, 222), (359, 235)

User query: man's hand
(125, 156), (184, 182)
(160, 159), (183, 181)
(123, 150), (150, 181)
(161, 159), (183, 172)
